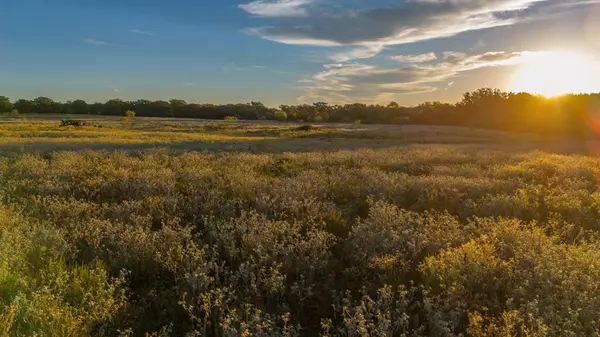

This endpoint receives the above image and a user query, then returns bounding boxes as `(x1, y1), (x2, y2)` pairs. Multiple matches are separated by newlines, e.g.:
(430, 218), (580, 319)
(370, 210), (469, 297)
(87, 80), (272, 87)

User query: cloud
(244, 0), (545, 46)
(391, 53), (437, 63)
(239, 0), (312, 17)
(300, 50), (539, 103)
(329, 45), (384, 62)
(242, 0), (598, 61)
(84, 39), (111, 46)
(84, 39), (124, 47)
(222, 63), (267, 72)
(130, 29), (154, 36)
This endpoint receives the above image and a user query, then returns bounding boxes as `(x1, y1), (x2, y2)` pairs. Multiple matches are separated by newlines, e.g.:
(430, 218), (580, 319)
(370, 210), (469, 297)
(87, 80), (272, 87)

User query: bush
(2, 146), (600, 335)
(273, 111), (288, 122)
(223, 115), (238, 121)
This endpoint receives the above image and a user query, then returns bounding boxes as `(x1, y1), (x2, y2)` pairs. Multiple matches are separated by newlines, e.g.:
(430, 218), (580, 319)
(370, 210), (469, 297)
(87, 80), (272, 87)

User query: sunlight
(510, 51), (600, 97)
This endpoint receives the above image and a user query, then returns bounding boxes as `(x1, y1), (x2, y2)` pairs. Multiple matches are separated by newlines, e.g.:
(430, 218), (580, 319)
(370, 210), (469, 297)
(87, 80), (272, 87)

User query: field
(2, 117), (600, 336)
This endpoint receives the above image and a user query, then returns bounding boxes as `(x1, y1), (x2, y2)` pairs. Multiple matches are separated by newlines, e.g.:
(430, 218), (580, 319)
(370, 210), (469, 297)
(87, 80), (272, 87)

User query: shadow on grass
(0, 134), (594, 156)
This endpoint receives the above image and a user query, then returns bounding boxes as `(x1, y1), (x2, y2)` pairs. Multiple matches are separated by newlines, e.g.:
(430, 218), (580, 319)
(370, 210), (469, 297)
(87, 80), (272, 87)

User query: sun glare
(510, 51), (600, 97)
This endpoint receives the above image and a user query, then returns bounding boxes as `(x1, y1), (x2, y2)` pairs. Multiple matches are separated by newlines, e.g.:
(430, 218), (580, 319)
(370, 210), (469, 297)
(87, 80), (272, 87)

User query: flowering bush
(2, 147), (600, 335)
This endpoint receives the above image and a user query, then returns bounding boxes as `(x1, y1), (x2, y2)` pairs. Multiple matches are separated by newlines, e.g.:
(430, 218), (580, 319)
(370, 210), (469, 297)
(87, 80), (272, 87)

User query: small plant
(122, 110), (136, 127)
(223, 115), (238, 121)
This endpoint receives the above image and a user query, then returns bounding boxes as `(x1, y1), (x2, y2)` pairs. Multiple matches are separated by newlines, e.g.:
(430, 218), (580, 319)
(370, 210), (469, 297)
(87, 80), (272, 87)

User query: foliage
(223, 115), (238, 121)
(1, 127), (600, 335)
(3, 88), (600, 139)
(0, 96), (13, 113)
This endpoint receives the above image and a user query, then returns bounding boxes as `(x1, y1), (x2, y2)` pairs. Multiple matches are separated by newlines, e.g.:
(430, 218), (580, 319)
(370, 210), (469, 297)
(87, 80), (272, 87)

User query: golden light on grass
(510, 51), (600, 97)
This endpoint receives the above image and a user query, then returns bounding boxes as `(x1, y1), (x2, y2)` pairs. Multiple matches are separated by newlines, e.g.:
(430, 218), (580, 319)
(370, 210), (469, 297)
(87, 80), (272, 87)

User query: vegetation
(0, 117), (599, 336)
(4, 88), (600, 139)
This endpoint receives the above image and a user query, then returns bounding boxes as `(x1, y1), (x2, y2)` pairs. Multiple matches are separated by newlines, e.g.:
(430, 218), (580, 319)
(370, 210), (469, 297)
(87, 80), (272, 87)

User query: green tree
(0, 96), (13, 112)
(32, 96), (56, 113)
(273, 110), (288, 122)
(69, 99), (89, 114)
(170, 99), (188, 117)
(14, 99), (34, 113)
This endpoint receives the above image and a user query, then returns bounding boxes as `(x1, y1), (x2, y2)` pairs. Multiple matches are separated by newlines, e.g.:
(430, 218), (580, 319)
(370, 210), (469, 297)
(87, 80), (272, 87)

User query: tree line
(1, 88), (599, 138)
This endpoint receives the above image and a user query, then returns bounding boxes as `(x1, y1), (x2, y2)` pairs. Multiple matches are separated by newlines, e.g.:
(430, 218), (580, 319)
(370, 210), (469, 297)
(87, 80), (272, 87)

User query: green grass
(1, 117), (600, 336)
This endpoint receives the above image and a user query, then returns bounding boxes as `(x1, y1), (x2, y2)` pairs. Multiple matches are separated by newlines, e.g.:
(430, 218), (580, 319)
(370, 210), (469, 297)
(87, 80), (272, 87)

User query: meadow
(2, 117), (600, 336)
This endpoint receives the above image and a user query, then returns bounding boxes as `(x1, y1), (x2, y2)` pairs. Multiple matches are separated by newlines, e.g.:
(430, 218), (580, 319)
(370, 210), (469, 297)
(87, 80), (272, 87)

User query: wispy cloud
(299, 50), (542, 103)
(222, 63), (267, 72)
(84, 39), (124, 47)
(391, 53), (437, 63)
(130, 29), (154, 36)
(329, 45), (384, 63)
(239, 0), (312, 17)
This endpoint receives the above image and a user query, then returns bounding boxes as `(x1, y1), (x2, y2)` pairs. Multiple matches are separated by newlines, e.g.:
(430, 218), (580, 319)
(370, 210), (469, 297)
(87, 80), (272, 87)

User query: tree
(169, 99), (188, 117)
(32, 96), (56, 113)
(14, 99), (34, 113)
(273, 110), (288, 122)
(69, 100), (89, 114)
(103, 99), (128, 115)
(123, 110), (136, 128)
(0, 96), (13, 113)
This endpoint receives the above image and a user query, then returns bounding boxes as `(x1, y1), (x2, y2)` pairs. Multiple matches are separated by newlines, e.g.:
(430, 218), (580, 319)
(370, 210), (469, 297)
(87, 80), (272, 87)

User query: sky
(2, 0), (600, 106)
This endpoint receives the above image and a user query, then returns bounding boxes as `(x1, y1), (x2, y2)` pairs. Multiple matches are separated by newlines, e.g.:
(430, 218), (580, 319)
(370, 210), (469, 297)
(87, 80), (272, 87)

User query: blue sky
(2, 0), (600, 106)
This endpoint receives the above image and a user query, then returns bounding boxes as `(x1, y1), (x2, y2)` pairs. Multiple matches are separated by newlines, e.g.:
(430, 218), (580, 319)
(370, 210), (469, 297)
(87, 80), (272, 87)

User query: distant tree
(103, 99), (128, 115)
(123, 110), (136, 128)
(169, 99), (188, 117)
(14, 99), (34, 113)
(69, 99), (89, 114)
(32, 96), (56, 113)
(0, 96), (13, 113)
(387, 101), (399, 109)
(273, 110), (288, 122)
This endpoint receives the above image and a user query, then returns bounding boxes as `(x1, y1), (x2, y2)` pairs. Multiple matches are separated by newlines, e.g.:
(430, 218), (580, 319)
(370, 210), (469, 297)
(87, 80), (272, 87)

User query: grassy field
(2, 117), (600, 336)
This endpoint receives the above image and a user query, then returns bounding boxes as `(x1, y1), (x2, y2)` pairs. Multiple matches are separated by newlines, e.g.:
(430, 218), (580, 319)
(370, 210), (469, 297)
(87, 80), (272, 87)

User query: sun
(510, 51), (600, 97)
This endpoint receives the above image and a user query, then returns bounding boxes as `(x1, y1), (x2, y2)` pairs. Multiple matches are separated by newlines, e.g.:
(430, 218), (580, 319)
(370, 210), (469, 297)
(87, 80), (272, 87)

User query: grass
(1, 117), (600, 335)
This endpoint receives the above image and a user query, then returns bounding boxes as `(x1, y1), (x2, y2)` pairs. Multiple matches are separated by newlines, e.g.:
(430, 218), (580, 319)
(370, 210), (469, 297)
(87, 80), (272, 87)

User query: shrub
(223, 115), (238, 121)
(273, 111), (288, 122)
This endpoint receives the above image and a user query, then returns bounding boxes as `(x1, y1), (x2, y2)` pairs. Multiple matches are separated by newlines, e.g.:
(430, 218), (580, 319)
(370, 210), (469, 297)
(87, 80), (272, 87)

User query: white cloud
(130, 29), (154, 36)
(330, 45), (384, 62)
(391, 53), (437, 63)
(84, 39), (124, 47)
(84, 39), (110, 46)
(239, 0), (312, 17)
(300, 50), (542, 104)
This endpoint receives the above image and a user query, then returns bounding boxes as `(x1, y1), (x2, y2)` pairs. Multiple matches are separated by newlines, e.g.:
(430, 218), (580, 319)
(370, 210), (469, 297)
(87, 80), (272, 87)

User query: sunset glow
(510, 51), (600, 97)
